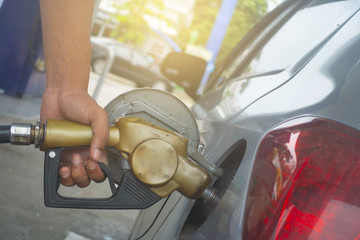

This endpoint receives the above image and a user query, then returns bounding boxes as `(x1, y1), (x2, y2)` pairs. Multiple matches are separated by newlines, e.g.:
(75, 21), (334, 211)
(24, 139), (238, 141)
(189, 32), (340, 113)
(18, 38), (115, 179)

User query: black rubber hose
(0, 125), (11, 143)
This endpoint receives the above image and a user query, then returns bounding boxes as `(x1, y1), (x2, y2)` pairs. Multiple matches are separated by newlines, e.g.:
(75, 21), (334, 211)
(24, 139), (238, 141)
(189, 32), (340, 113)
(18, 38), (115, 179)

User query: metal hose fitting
(10, 122), (44, 147)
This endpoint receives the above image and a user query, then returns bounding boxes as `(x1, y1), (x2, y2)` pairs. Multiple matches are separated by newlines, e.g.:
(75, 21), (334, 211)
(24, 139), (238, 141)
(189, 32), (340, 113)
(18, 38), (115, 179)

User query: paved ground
(0, 72), (193, 240)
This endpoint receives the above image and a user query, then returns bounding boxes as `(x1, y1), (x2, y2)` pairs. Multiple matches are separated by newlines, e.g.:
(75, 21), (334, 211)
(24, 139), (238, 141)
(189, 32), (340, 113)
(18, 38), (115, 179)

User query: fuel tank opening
(179, 140), (246, 239)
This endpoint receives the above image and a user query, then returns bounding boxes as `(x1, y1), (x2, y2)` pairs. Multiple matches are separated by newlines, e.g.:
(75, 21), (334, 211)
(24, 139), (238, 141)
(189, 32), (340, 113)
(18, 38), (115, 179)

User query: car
(129, 0), (360, 239)
(90, 37), (171, 90)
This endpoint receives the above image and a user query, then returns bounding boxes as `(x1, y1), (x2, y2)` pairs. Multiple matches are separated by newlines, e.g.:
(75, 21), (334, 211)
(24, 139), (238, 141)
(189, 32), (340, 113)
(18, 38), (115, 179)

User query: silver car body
(130, 0), (360, 239)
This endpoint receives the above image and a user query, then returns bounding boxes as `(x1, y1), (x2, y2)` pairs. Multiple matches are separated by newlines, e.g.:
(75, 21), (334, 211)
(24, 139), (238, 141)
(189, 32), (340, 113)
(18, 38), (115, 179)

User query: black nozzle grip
(44, 148), (161, 209)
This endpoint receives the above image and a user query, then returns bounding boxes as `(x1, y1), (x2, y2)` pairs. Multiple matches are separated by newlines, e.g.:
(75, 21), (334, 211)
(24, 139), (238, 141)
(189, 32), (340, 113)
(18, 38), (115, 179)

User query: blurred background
(0, 0), (282, 239)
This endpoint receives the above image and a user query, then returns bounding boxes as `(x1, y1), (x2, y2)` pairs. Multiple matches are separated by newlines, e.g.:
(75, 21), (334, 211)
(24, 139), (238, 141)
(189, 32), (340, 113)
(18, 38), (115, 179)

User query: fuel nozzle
(5, 118), (213, 200)
(8, 122), (44, 148)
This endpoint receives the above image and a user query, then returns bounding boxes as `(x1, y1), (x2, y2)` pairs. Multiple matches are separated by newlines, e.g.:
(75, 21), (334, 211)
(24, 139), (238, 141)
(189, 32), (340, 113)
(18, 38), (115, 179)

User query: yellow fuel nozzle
(39, 117), (211, 199)
(39, 119), (120, 150)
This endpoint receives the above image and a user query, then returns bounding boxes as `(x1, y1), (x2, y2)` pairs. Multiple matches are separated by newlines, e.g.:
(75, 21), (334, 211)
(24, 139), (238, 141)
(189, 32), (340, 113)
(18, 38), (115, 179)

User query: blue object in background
(0, 0), (46, 97)
(150, 27), (182, 52)
(196, 0), (237, 95)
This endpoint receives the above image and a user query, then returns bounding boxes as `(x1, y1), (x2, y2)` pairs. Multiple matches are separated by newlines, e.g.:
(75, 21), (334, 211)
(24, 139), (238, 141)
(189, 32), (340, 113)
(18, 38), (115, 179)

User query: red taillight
(243, 118), (360, 240)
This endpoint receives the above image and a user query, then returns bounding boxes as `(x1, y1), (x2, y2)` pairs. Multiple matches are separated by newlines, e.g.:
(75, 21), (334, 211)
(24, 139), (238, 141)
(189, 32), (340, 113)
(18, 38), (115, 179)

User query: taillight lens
(243, 118), (360, 240)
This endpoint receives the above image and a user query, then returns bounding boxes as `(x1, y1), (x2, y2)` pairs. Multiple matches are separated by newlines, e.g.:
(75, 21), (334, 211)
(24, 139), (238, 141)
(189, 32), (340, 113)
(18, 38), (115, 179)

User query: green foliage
(110, 0), (268, 64)
(111, 0), (167, 45)
(177, 0), (267, 66)
(177, 0), (222, 49)
(216, 0), (267, 66)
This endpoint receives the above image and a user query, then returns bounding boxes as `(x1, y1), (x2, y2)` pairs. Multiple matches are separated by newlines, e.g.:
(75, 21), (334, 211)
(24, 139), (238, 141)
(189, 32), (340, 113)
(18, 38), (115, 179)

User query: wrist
(44, 86), (88, 98)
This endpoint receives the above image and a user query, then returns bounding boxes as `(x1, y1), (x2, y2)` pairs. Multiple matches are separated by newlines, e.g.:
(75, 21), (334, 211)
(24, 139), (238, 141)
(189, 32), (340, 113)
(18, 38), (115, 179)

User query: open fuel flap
(41, 89), (222, 209)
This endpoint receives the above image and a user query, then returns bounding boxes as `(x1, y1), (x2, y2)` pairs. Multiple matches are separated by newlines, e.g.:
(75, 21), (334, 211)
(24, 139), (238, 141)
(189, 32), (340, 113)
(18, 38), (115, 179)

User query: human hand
(58, 148), (108, 187)
(40, 88), (109, 187)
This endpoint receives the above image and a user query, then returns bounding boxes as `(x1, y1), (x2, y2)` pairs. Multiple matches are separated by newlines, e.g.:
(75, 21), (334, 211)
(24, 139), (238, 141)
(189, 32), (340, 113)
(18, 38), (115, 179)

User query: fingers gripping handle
(44, 148), (160, 209)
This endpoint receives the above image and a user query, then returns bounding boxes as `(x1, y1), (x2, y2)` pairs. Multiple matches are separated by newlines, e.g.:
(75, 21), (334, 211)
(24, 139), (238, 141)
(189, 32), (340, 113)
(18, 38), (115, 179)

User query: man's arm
(39, 0), (109, 187)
